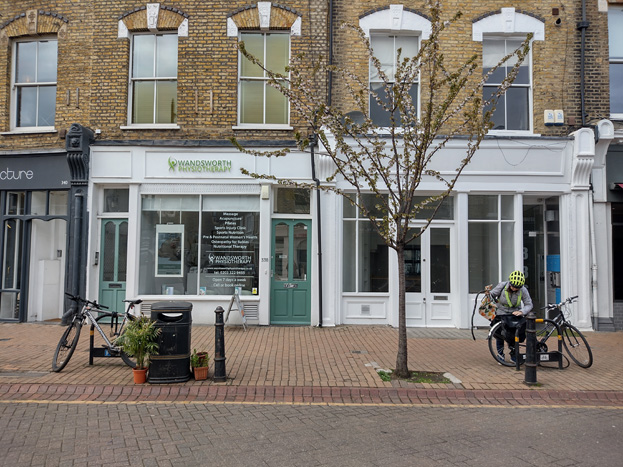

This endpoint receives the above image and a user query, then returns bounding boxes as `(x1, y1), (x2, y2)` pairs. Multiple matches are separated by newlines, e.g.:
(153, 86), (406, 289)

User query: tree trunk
(394, 245), (409, 378)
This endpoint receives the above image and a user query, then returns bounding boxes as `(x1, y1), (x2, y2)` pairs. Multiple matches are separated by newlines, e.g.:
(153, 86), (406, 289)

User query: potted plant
(190, 348), (210, 381)
(115, 315), (161, 384)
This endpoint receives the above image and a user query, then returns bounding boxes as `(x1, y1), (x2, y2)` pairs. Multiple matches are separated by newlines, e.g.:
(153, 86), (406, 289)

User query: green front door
(98, 219), (128, 313)
(270, 220), (311, 324)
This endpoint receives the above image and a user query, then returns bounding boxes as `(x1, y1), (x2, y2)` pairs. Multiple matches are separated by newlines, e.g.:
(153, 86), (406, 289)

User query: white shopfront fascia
(86, 145), (317, 325)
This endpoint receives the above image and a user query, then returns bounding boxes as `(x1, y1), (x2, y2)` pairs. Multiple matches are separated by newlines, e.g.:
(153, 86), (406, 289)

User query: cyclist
(490, 270), (533, 363)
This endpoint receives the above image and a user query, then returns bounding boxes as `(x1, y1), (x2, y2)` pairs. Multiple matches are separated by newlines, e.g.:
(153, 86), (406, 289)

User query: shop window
(274, 187), (310, 214)
(369, 35), (419, 126)
(609, 6), (623, 119)
(12, 38), (57, 130)
(482, 38), (531, 131)
(612, 204), (623, 300)
(130, 34), (178, 125)
(411, 196), (454, 220)
(343, 194), (389, 293)
(468, 194), (515, 292)
(139, 195), (260, 296)
(238, 32), (289, 126)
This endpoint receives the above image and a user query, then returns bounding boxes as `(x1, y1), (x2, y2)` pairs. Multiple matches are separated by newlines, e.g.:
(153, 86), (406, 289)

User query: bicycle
(51, 293), (142, 372)
(486, 296), (593, 369)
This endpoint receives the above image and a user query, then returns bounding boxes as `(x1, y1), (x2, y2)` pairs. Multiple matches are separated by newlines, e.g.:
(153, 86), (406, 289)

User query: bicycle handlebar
(64, 292), (109, 310)
(546, 295), (578, 309)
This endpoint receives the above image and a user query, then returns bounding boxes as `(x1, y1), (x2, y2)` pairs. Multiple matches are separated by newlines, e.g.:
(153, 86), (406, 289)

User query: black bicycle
(487, 296), (593, 368)
(52, 293), (142, 372)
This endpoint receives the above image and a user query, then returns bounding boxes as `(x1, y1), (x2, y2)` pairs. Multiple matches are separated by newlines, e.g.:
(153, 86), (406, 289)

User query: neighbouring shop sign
(0, 154), (71, 190)
(200, 211), (259, 295)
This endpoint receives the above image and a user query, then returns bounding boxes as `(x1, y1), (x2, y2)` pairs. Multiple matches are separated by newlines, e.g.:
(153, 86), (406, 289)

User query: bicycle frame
(82, 306), (120, 352)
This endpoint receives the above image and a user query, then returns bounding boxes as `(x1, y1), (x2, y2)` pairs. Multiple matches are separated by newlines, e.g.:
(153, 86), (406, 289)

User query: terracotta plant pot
(133, 367), (147, 384)
(193, 366), (209, 381)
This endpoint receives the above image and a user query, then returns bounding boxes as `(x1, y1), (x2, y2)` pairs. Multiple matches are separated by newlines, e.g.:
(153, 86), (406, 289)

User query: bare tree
(233, 0), (531, 378)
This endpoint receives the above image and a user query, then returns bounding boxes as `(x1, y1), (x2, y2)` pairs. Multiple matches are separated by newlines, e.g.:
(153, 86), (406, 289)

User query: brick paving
(1, 322), (622, 407)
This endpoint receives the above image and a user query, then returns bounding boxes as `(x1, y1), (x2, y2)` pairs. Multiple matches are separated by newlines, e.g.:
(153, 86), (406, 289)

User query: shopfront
(0, 152), (70, 322)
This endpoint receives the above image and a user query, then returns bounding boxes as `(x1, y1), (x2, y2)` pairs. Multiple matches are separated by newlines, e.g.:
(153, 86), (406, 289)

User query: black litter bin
(148, 301), (192, 384)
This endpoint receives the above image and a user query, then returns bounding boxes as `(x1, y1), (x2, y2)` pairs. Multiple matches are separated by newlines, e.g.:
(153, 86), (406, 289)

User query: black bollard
(524, 311), (538, 385)
(213, 306), (227, 382)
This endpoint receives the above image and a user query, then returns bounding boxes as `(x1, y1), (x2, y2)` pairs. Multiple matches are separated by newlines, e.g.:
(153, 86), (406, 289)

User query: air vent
(244, 304), (259, 320)
(361, 304), (371, 315)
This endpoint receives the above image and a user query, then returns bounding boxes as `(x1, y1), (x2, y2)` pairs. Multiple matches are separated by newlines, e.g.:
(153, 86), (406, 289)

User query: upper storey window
(472, 8), (544, 135)
(369, 35), (419, 127)
(482, 38), (531, 132)
(609, 6), (623, 119)
(130, 34), (178, 125)
(12, 38), (57, 129)
(238, 32), (290, 126)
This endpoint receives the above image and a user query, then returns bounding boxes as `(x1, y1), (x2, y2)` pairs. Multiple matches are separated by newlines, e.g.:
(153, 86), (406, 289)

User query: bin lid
(151, 301), (193, 312)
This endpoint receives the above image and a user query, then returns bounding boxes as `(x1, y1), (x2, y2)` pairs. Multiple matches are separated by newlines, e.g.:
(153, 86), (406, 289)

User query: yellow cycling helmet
(508, 270), (525, 288)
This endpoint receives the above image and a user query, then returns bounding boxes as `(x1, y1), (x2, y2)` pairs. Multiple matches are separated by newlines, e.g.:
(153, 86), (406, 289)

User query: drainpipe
(577, 0), (589, 126)
(310, 134), (324, 327)
(328, 0), (334, 106)
(588, 184), (599, 329)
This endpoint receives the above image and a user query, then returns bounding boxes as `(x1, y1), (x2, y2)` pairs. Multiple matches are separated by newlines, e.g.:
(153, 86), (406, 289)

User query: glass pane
(132, 81), (155, 124)
(482, 39), (506, 81)
(501, 195), (514, 220)
(358, 221), (388, 292)
(103, 221), (116, 282)
(293, 223), (308, 280)
(38, 86), (56, 126)
(275, 188), (310, 214)
(266, 34), (289, 74)
(155, 80), (177, 124)
(610, 63), (623, 114)
(468, 195), (498, 220)
(240, 34), (264, 78)
(104, 189), (129, 213)
(370, 36), (395, 81)
(37, 40), (57, 82)
(342, 221), (356, 291)
(505, 87), (529, 131)
(430, 228), (450, 293)
(3, 219), (22, 289)
(343, 196), (356, 218)
(265, 83), (287, 124)
(412, 196), (454, 220)
(370, 82), (392, 127)
(405, 233), (421, 293)
(49, 191), (68, 215)
(31, 191), (47, 215)
(609, 8), (623, 58)
(0, 292), (19, 320)
(468, 222), (498, 292)
(156, 35), (177, 77)
(361, 193), (387, 218)
(395, 36), (418, 60)
(133, 35), (155, 78)
(16, 42), (36, 83)
(16, 87), (37, 127)
(274, 223), (289, 281)
(483, 86), (505, 130)
(501, 221), (515, 278)
(202, 195), (258, 212)
(7, 192), (25, 215)
(240, 80), (264, 124)
(118, 222), (128, 282)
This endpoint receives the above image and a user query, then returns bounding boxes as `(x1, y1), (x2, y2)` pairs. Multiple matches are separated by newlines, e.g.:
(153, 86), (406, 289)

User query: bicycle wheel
(488, 321), (515, 367)
(51, 318), (83, 372)
(561, 324), (593, 368)
(94, 314), (137, 369)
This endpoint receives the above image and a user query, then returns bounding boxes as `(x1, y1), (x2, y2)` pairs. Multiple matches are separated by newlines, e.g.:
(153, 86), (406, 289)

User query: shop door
(405, 227), (453, 327)
(99, 219), (128, 314)
(270, 220), (311, 324)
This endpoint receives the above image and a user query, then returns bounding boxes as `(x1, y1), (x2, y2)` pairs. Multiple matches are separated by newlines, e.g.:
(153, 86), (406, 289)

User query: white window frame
(359, 6), (431, 129)
(124, 32), (179, 130)
(10, 37), (57, 133)
(482, 36), (534, 134)
(609, 5), (623, 120)
(235, 32), (292, 130)
(368, 34), (420, 127)
(472, 8), (544, 136)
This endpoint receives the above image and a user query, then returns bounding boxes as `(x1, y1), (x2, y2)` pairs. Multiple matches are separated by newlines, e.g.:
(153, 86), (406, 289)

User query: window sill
(1, 128), (57, 135)
(487, 130), (540, 137)
(232, 124), (293, 131)
(120, 124), (180, 130)
(610, 114), (623, 121)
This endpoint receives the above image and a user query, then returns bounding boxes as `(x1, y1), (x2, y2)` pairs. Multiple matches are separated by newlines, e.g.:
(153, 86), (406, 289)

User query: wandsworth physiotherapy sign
(168, 156), (232, 173)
